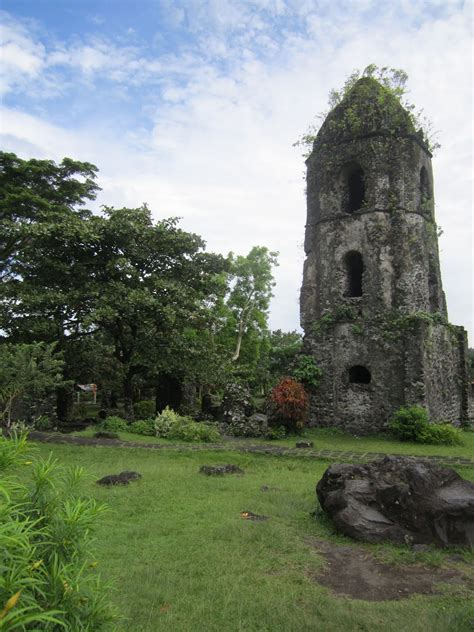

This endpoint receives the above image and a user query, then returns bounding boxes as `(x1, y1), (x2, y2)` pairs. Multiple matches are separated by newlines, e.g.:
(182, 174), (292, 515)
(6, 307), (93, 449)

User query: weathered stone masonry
(300, 77), (469, 433)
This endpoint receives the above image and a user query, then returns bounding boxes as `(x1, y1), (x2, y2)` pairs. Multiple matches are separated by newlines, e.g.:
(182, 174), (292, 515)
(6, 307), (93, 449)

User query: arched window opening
(344, 251), (364, 297)
(347, 165), (365, 213)
(420, 167), (431, 202)
(349, 366), (371, 384)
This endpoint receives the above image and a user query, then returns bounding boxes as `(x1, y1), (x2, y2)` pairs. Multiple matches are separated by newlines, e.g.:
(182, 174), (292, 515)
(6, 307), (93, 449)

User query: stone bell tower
(300, 77), (469, 433)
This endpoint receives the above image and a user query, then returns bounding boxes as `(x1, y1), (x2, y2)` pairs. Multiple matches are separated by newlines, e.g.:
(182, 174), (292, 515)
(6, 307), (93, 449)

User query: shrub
(33, 415), (54, 431)
(0, 432), (115, 630)
(98, 415), (128, 432)
(389, 406), (428, 441)
(169, 418), (220, 443)
(154, 407), (220, 442)
(415, 422), (463, 445)
(290, 355), (322, 388)
(266, 425), (287, 440)
(268, 377), (309, 434)
(154, 406), (182, 438)
(129, 419), (155, 436)
(389, 406), (463, 445)
(133, 400), (155, 420)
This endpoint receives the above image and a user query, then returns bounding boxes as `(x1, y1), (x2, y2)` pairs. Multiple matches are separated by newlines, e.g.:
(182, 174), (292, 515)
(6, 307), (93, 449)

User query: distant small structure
(300, 77), (469, 433)
(75, 383), (97, 404)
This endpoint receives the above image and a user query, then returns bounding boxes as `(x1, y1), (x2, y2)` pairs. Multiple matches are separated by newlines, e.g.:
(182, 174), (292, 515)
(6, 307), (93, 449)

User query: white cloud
(1, 2), (472, 342)
(0, 12), (45, 95)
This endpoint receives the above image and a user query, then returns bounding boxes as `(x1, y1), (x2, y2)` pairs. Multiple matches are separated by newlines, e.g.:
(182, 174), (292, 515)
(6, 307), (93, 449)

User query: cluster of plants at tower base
(0, 432), (115, 631)
(389, 406), (463, 446)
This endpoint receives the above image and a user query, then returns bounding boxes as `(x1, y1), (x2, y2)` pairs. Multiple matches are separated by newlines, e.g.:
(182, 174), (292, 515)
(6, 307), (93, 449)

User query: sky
(1, 0), (472, 342)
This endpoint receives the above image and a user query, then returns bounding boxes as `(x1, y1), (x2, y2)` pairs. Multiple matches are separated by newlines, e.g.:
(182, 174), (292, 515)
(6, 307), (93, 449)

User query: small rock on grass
(199, 464), (244, 476)
(96, 471), (142, 486)
(261, 485), (280, 492)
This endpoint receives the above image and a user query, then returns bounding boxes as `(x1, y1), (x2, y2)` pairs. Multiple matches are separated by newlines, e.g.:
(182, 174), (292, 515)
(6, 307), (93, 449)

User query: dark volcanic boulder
(97, 471), (142, 486)
(316, 456), (474, 548)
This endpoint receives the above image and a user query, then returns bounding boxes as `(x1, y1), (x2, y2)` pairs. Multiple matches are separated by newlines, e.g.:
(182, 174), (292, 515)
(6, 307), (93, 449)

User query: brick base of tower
(304, 316), (469, 434)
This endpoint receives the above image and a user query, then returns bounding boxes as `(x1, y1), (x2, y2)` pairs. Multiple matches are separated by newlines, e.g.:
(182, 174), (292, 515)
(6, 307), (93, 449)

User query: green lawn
(73, 425), (474, 460)
(26, 441), (474, 632)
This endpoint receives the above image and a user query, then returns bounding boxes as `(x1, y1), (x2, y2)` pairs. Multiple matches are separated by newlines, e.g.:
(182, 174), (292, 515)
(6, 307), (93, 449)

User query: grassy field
(25, 439), (474, 632)
(73, 425), (474, 460)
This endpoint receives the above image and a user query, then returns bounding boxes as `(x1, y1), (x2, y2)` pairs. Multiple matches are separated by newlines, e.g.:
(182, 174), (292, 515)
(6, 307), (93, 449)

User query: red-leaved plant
(269, 377), (309, 433)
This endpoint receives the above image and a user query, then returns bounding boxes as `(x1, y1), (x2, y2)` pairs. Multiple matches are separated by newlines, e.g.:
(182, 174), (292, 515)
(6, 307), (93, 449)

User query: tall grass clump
(0, 432), (115, 630)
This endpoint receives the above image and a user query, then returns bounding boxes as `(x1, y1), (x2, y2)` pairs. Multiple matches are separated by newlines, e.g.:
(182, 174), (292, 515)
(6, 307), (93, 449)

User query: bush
(389, 406), (428, 441)
(133, 400), (155, 420)
(98, 415), (128, 432)
(290, 355), (322, 388)
(0, 432), (115, 630)
(389, 406), (463, 445)
(268, 377), (309, 434)
(266, 425), (287, 440)
(154, 406), (181, 438)
(169, 418), (220, 443)
(129, 419), (155, 436)
(33, 415), (54, 431)
(154, 407), (220, 442)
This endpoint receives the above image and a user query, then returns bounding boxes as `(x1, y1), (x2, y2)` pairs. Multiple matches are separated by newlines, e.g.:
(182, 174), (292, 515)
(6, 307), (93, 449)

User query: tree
(224, 246), (278, 363)
(0, 151), (98, 281)
(1, 153), (227, 420)
(0, 152), (101, 420)
(88, 206), (227, 417)
(0, 342), (64, 427)
(266, 329), (302, 384)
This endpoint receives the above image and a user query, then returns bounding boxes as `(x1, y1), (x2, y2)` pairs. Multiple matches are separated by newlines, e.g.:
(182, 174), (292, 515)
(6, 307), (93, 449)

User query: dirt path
(309, 538), (472, 601)
(28, 431), (474, 468)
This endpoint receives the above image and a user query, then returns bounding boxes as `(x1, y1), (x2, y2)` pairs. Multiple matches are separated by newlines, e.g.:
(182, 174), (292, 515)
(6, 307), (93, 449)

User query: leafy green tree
(0, 343), (64, 428)
(89, 206), (226, 417)
(266, 330), (302, 384)
(223, 246), (278, 364)
(1, 153), (227, 419)
(0, 152), (101, 420)
(0, 151), (98, 281)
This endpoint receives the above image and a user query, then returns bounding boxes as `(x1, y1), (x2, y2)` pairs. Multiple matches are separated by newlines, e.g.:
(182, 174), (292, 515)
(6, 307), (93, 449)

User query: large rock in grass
(316, 456), (474, 548)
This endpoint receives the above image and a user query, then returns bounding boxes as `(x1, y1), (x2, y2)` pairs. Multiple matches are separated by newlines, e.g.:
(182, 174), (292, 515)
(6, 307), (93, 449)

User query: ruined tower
(300, 77), (469, 433)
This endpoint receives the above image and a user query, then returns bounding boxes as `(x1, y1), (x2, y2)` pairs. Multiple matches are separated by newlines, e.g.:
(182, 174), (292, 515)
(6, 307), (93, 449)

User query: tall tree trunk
(56, 385), (73, 422)
(232, 318), (246, 362)
(123, 373), (135, 421)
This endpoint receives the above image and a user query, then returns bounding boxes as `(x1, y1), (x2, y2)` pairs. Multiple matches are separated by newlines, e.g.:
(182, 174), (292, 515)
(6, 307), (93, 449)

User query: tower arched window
(420, 166), (431, 202)
(349, 366), (371, 384)
(344, 251), (364, 297)
(342, 163), (366, 213)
